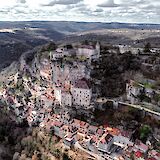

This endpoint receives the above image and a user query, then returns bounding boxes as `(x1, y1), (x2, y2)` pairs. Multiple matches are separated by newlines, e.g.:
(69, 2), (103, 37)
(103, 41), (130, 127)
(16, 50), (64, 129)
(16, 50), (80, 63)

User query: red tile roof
(106, 127), (120, 136)
(54, 121), (63, 127)
(135, 151), (143, 158)
(80, 121), (89, 128)
(147, 158), (156, 160)
(121, 131), (131, 138)
(97, 128), (104, 136)
(91, 135), (98, 143)
(74, 78), (91, 89)
(136, 142), (148, 152)
(100, 134), (113, 144)
(156, 153), (160, 158)
(73, 119), (81, 125)
(89, 125), (98, 132)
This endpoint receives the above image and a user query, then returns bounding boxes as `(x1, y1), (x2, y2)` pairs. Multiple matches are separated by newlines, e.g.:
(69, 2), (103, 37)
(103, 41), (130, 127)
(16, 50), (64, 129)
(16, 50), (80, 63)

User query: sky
(0, 0), (160, 23)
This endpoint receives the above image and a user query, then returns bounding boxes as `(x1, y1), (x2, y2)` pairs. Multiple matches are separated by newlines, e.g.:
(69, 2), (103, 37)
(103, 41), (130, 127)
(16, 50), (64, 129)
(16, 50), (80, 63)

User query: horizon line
(0, 20), (160, 25)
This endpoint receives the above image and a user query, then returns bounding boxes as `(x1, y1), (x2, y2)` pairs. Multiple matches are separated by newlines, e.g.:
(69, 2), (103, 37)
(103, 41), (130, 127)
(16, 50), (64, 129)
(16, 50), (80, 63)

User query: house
(88, 136), (99, 153)
(52, 121), (63, 137)
(54, 86), (72, 106)
(51, 47), (68, 60)
(40, 58), (52, 80)
(118, 45), (143, 54)
(56, 126), (68, 138)
(54, 87), (63, 105)
(51, 46), (77, 60)
(63, 133), (75, 147)
(148, 150), (160, 160)
(97, 128), (104, 137)
(126, 80), (143, 104)
(72, 119), (81, 128)
(114, 131), (134, 148)
(54, 77), (92, 107)
(126, 79), (159, 104)
(76, 121), (89, 138)
(97, 134), (114, 153)
(77, 42), (100, 59)
(71, 78), (92, 106)
(134, 141), (149, 153)
(40, 95), (53, 108)
(51, 42), (100, 60)
(80, 121), (89, 129)
(88, 125), (98, 135)
(134, 151), (143, 159)
(61, 91), (72, 106)
(106, 127), (120, 136)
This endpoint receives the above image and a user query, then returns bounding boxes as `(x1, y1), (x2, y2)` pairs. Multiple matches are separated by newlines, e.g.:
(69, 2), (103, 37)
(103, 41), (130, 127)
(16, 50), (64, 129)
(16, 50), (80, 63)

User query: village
(0, 41), (160, 160)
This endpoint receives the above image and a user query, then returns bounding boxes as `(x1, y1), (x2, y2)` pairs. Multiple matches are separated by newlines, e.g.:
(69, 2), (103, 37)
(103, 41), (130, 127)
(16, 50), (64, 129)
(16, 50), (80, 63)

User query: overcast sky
(0, 0), (160, 23)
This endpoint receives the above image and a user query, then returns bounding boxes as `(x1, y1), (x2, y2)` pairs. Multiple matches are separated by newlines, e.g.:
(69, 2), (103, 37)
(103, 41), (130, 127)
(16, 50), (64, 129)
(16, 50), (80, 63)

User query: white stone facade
(54, 78), (92, 107)
(61, 92), (72, 106)
(118, 45), (143, 54)
(71, 87), (92, 106)
(97, 134), (114, 153)
(126, 80), (142, 104)
(50, 42), (100, 61)
(77, 42), (100, 59)
(114, 134), (133, 147)
(77, 48), (96, 58)
(54, 88), (62, 105)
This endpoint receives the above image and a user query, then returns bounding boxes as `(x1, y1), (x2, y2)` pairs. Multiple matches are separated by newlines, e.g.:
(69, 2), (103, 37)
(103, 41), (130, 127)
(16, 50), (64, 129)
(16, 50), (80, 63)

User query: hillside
(0, 21), (160, 71)
(0, 40), (160, 160)
(0, 26), (64, 70)
(1, 21), (160, 34)
(64, 29), (160, 47)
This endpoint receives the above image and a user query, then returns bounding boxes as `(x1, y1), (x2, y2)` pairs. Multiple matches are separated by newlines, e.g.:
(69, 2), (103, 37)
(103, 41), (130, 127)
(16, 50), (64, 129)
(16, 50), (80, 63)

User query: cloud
(98, 0), (118, 7)
(0, 0), (159, 24)
(42, 0), (83, 6)
(17, 0), (26, 4)
(94, 8), (104, 12)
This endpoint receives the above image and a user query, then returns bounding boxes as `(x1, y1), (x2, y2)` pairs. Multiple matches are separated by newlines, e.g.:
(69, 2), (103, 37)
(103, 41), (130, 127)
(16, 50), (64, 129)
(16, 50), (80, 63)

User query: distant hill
(63, 28), (160, 47)
(0, 21), (160, 34)
(0, 23), (64, 70)
(0, 21), (160, 70)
